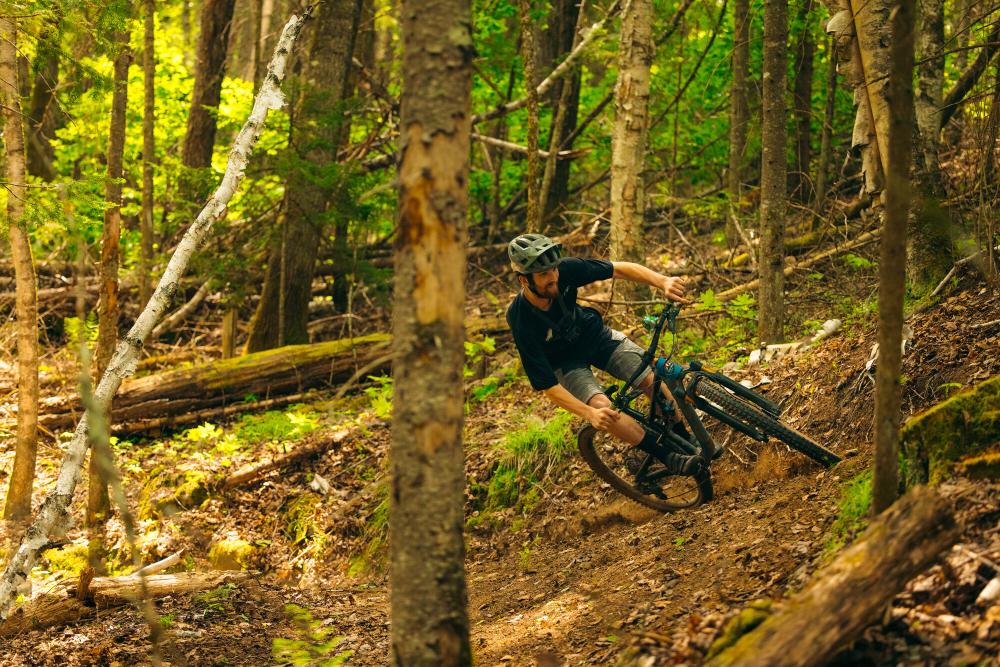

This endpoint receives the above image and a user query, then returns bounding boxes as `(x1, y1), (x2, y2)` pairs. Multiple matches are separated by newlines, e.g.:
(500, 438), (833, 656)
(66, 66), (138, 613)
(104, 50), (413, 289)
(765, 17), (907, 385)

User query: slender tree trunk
(245, 0), (362, 352)
(610, 0), (654, 299)
(140, 0), (156, 305)
(727, 0), (750, 233)
(873, 0), (915, 515)
(908, 0), (953, 294)
(0, 13), (309, 621)
(814, 38), (837, 213)
(791, 0), (816, 203)
(255, 0), (274, 91)
(1, 18), (40, 523)
(390, 0), (473, 660)
(90, 22), (132, 528)
(182, 0), (237, 173)
(543, 0), (583, 217)
(519, 0), (541, 230)
(25, 18), (59, 182)
(758, 0), (788, 344)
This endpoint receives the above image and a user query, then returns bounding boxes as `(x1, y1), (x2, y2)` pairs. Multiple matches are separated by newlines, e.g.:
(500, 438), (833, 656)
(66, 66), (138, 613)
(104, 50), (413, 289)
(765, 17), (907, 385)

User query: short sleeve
(512, 329), (558, 390)
(558, 257), (613, 287)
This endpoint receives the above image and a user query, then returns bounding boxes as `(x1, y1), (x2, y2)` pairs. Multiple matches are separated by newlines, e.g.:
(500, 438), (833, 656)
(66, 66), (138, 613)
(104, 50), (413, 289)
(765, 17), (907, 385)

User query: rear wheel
(693, 380), (841, 468)
(577, 425), (713, 513)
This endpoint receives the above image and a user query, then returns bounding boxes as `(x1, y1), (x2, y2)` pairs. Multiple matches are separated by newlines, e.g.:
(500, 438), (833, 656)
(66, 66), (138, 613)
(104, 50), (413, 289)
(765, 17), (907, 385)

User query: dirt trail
(2, 284), (998, 665)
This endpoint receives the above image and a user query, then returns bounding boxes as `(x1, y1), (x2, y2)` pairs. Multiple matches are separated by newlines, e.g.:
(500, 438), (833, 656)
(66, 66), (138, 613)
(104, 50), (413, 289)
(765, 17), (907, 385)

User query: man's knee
(587, 393), (611, 408)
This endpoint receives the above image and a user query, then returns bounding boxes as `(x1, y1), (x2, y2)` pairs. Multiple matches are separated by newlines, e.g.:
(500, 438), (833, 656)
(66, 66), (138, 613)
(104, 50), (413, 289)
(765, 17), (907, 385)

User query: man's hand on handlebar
(589, 406), (621, 430)
(659, 276), (692, 304)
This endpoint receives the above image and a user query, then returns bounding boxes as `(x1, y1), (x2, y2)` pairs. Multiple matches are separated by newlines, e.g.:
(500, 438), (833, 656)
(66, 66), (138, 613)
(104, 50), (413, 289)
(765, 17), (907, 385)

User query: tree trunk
(543, 0), (583, 218)
(391, 0), (473, 658)
(182, 0), (237, 172)
(813, 37), (837, 213)
(727, 0), (750, 236)
(90, 22), (131, 528)
(140, 0), (156, 305)
(245, 0), (362, 352)
(0, 18), (40, 523)
(25, 19), (59, 182)
(873, 0), (915, 515)
(610, 0), (654, 301)
(758, 0), (788, 344)
(791, 0), (816, 203)
(0, 14), (309, 620)
(519, 0), (541, 231)
(705, 486), (958, 667)
(907, 0), (952, 294)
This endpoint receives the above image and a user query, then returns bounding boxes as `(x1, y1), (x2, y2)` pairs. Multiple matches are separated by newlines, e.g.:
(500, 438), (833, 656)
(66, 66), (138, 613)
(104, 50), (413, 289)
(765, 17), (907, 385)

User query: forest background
(0, 0), (998, 662)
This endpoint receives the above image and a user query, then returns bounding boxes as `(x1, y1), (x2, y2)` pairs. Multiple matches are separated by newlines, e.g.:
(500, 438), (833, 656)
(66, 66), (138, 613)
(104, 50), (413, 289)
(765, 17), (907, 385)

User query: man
(505, 233), (701, 475)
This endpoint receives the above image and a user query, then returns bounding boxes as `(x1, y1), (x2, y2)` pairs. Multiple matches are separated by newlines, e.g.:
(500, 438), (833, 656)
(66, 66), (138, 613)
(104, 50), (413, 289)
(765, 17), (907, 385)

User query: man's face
(527, 267), (559, 299)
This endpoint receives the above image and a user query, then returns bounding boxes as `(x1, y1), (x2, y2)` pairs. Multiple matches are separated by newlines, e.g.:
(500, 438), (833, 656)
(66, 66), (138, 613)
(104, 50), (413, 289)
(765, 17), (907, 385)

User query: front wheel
(578, 425), (713, 513)
(693, 380), (841, 468)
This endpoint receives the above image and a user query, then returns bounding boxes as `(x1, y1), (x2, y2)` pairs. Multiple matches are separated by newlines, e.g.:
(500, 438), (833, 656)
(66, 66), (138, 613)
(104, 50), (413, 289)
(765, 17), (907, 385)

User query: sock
(635, 431), (661, 455)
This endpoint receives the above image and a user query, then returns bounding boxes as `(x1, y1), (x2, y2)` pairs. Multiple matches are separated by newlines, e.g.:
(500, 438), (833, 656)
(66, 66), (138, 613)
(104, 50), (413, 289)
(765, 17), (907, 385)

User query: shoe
(624, 449), (646, 476)
(663, 452), (701, 476)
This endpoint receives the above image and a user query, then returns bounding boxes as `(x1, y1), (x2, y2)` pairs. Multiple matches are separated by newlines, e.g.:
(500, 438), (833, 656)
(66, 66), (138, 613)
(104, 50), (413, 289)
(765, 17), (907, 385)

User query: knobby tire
(693, 380), (841, 468)
(577, 425), (713, 513)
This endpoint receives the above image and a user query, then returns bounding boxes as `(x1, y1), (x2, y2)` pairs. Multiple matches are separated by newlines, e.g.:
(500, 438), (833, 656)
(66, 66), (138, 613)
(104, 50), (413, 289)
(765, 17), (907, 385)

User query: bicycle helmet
(508, 233), (563, 273)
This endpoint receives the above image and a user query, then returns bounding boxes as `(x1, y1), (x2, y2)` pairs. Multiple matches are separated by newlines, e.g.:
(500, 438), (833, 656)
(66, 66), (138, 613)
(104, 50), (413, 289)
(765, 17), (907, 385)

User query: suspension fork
(655, 359), (718, 462)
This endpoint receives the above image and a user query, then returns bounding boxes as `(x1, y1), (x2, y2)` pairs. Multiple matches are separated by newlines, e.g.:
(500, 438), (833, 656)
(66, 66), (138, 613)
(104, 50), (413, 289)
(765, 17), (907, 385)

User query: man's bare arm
(612, 261), (691, 304)
(543, 384), (621, 430)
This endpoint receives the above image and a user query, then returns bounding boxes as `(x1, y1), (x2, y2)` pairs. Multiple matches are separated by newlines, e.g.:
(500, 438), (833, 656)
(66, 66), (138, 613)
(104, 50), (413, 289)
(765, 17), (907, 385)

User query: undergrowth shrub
(823, 470), (872, 556)
(348, 480), (389, 576)
(273, 604), (353, 666)
(471, 412), (575, 523)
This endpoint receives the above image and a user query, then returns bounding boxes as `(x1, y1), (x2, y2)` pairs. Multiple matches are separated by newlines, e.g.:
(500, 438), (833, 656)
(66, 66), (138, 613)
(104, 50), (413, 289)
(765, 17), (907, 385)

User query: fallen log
(221, 426), (354, 490)
(705, 485), (959, 667)
(36, 333), (391, 435)
(715, 229), (880, 302)
(0, 570), (248, 637)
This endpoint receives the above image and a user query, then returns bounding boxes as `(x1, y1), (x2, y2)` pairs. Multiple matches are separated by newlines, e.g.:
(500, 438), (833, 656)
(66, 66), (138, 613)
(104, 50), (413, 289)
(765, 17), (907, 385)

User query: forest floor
(2, 228), (999, 666)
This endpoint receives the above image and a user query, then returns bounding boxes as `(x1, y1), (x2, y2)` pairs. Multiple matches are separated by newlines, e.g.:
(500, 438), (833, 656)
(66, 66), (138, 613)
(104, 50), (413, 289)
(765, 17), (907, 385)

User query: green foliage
(471, 412), (575, 522)
(348, 481), (389, 576)
(464, 336), (496, 378)
(823, 471), (872, 556)
(284, 493), (326, 549)
(41, 542), (90, 577)
(233, 406), (320, 442)
(194, 583), (239, 615)
(841, 253), (875, 271)
(273, 604), (353, 667)
(364, 374), (394, 419)
(672, 290), (758, 365)
(63, 313), (99, 353)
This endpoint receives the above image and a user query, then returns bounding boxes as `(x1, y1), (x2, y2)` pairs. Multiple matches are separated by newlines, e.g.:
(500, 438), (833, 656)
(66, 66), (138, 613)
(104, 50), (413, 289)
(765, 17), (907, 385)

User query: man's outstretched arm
(612, 261), (691, 304)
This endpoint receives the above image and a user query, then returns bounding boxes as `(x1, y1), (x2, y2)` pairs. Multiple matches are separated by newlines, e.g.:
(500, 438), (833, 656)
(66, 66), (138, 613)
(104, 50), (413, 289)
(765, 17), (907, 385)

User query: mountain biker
(506, 233), (702, 476)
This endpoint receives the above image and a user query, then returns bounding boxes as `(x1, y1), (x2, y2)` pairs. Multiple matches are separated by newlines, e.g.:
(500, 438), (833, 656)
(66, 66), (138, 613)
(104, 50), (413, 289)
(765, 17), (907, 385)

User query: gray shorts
(553, 330), (652, 405)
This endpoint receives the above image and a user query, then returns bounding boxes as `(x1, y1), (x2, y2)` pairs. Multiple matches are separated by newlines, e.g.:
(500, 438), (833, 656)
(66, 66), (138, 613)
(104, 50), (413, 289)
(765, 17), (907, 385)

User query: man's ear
(516, 274), (528, 289)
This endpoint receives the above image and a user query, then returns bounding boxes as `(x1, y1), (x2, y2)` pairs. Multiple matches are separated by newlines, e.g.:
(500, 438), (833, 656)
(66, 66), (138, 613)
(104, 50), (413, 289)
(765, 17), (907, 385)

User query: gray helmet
(508, 233), (563, 273)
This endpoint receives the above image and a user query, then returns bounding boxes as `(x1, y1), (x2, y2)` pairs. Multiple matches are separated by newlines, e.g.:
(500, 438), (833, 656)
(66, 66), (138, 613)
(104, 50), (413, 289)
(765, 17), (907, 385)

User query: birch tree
(1, 17), (41, 523)
(758, 0), (788, 343)
(0, 13), (310, 620)
(390, 0), (473, 659)
(610, 0), (654, 299)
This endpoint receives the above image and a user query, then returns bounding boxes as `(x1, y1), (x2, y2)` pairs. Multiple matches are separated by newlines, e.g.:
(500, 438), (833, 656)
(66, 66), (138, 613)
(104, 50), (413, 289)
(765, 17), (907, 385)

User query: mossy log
(704, 486), (958, 667)
(36, 333), (391, 435)
(0, 571), (248, 637)
(901, 375), (1000, 487)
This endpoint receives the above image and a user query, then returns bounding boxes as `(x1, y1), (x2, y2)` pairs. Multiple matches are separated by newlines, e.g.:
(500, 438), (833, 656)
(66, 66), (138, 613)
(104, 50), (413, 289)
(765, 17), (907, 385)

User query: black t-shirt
(506, 257), (615, 390)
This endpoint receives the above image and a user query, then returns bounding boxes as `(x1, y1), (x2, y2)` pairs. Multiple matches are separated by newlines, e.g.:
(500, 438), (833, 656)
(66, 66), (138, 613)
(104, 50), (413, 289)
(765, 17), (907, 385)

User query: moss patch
(705, 599), (774, 660)
(139, 468), (213, 519)
(42, 543), (90, 577)
(208, 538), (256, 570)
(957, 450), (1000, 479)
(901, 375), (1000, 487)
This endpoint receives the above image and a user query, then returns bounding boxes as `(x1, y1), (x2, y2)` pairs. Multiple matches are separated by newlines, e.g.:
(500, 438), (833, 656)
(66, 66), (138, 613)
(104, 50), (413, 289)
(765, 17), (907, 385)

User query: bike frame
(610, 304), (785, 474)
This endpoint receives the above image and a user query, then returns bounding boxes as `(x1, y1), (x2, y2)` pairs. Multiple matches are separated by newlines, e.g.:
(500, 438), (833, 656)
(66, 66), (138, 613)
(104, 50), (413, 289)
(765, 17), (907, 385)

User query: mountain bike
(577, 303), (841, 512)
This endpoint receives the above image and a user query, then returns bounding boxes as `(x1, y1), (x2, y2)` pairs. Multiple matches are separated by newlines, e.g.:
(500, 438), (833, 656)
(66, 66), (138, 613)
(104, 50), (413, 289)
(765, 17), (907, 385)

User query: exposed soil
(2, 256), (998, 666)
